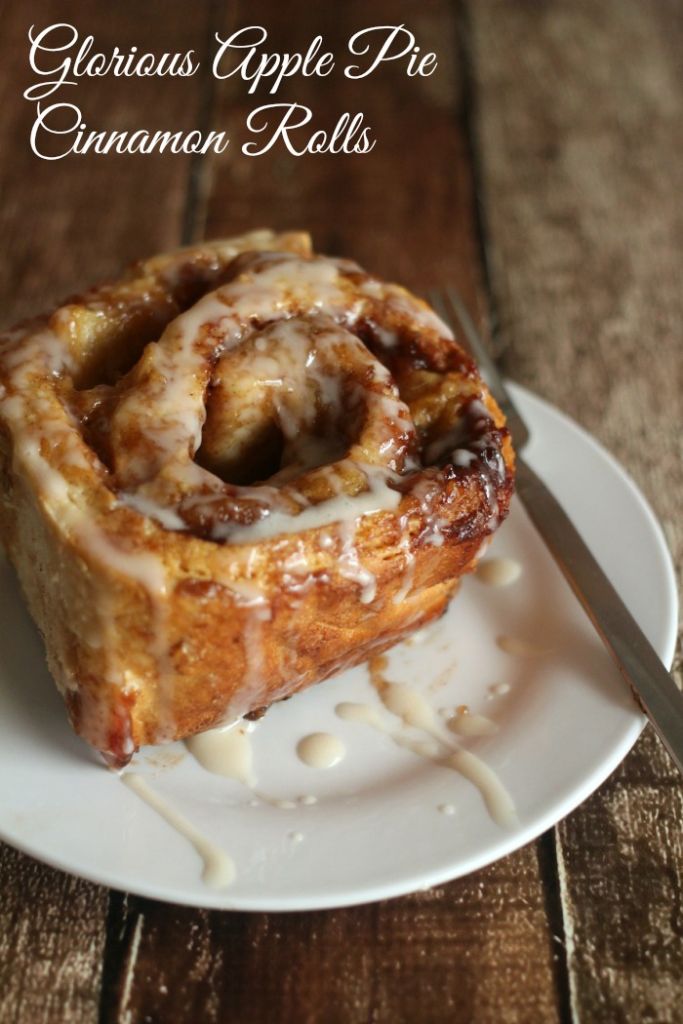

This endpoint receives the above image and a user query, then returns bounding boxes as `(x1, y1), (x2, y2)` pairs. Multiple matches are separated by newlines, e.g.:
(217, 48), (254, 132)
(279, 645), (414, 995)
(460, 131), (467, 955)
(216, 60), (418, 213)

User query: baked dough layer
(0, 231), (514, 764)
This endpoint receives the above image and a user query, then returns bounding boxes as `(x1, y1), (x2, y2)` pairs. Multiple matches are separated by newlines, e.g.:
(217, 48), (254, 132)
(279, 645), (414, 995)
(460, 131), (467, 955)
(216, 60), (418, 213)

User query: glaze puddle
(184, 724), (318, 809)
(296, 732), (346, 769)
(185, 722), (254, 785)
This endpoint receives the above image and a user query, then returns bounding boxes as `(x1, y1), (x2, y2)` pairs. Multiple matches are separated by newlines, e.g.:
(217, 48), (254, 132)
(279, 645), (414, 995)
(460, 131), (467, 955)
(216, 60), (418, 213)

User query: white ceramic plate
(0, 384), (677, 910)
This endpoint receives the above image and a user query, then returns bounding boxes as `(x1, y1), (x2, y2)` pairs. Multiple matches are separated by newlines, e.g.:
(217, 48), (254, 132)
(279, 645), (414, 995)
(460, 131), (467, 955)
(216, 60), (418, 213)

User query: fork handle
(515, 457), (683, 772)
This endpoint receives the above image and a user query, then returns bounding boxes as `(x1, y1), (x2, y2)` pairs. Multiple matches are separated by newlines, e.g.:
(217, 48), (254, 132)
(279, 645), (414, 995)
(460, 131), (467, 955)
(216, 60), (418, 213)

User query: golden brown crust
(0, 230), (514, 764)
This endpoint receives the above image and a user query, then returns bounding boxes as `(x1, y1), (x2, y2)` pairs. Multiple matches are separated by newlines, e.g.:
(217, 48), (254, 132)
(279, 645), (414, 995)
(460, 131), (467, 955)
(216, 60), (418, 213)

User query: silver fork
(429, 286), (683, 775)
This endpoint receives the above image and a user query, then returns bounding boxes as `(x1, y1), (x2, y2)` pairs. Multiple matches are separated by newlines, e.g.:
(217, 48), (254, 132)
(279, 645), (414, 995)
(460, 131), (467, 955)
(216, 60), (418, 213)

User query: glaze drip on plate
(357, 655), (517, 828)
(122, 773), (235, 889)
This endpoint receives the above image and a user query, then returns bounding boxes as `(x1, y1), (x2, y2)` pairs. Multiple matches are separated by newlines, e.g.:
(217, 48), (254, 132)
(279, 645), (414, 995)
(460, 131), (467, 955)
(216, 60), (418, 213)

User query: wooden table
(1, 2), (681, 1021)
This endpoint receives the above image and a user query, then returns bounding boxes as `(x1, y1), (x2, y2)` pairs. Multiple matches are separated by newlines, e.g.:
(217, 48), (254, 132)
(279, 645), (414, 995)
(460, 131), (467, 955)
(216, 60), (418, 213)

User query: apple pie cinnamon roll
(0, 230), (515, 765)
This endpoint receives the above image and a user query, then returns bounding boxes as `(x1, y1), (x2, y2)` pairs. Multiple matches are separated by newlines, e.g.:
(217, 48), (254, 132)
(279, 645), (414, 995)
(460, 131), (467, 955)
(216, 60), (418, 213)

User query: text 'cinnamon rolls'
(0, 230), (515, 765)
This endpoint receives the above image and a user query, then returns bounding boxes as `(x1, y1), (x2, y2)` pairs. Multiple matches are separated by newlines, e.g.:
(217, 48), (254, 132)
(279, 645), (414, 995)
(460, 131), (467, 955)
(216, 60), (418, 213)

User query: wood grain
(0, 3), (212, 321)
(100, 850), (561, 1024)
(201, 0), (487, 306)
(470, 0), (683, 1019)
(0, 848), (107, 1024)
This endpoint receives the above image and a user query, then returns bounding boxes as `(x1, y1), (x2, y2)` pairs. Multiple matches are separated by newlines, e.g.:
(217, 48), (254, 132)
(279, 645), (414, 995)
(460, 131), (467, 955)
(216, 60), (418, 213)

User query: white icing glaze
(184, 722), (254, 785)
(122, 773), (235, 888)
(468, 399), (490, 422)
(377, 682), (439, 735)
(241, 602), (271, 696)
(335, 701), (384, 728)
(336, 689), (516, 829)
(497, 635), (550, 658)
(119, 492), (187, 532)
(183, 718), (326, 811)
(405, 627), (430, 646)
(210, 461), (402, 544)
(447, 708), (499, 738)
(105, 257), (422, 550)
(392, 516), (416, 604)
(336, 517), (377, 604)
(452, 448), (478, 468)
(334, 702), (441, 760)
(446, 751), (518, 828)
(296, 732), (346, 769)
(476, 557), (522, 587)
(368, 656), (450, 742)
(347, 656), (518, 829)
(270, 797), (297, 810)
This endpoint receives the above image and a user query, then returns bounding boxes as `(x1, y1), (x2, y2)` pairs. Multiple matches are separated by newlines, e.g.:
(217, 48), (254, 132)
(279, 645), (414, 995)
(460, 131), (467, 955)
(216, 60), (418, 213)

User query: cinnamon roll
(0, 230), (515, 765)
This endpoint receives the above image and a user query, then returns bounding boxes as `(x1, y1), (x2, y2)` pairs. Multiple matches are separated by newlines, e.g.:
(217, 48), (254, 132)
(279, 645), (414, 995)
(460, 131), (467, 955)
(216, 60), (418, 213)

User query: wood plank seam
(97, 895), (138, 1024)
(117, 912), (145, 1024)
(538, 831), (576, 1024)
(553, 834), (580, 1023)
